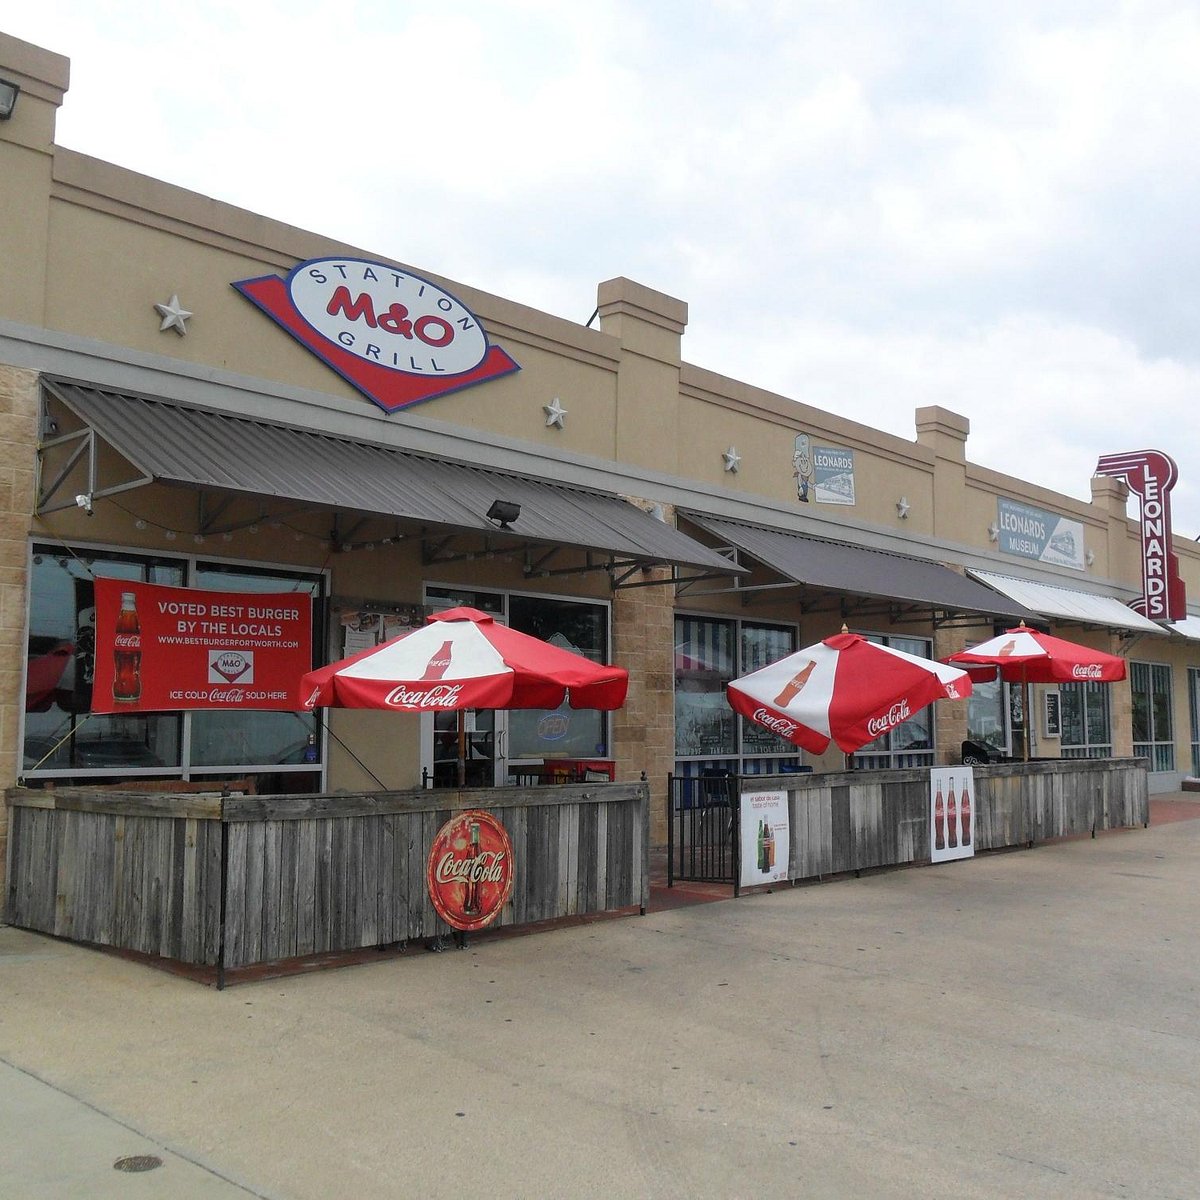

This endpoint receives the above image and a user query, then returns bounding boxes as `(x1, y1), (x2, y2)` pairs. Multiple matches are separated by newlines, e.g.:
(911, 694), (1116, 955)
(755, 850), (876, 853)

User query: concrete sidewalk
(2, 800), (1199, 1198)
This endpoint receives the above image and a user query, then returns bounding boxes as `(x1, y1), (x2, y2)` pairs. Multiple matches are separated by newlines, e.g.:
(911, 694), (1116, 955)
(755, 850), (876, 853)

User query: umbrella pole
(1023, 671), (1030, 762)
(457, 710), (467, 788)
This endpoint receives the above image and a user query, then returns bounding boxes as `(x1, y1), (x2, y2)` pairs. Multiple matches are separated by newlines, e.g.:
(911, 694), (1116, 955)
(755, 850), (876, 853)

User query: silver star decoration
(543, 397), (567, 428)
(988, 522), (999, 542)
(896, 496), (910, 519)
(722, 446), (741, 473)
(154, 294), (193, 336)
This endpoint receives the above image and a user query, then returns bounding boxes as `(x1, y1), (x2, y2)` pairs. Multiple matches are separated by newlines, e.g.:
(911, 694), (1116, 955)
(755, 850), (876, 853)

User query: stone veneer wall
(931, 623), (973, 764)
(0, 366), (38, 894)
(612, 502), (678, 847)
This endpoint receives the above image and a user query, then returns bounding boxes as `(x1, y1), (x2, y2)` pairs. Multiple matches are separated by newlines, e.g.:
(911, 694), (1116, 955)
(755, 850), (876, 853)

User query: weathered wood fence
(785, 757), (1147, 881)
(669, 758), (1149, 887)
(4, 782), (649, 974)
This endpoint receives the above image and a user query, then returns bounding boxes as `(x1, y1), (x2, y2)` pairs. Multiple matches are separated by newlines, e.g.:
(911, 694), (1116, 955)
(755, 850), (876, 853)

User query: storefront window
(852, 633), (936, 770)
(1060, 681), (1112, 759)
(23, 545), (323, 788)
(1189, 668), (1200, 776)
(24, 549), (184, 775)
(674, 615), (799, 773)
(424, 586), (612, 775)
(507, 594), (608, 760)
(1131, 660), (1174, 772)
(967, 677), (1007, 754)
(188, 563), (322, 771)
(675, 616), (737, 758)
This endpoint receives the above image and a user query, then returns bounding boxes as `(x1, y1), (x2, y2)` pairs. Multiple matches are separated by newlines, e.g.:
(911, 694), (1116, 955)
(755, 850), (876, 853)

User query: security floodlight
(486, 500), (521, 530)
(0, 79), (19, 120)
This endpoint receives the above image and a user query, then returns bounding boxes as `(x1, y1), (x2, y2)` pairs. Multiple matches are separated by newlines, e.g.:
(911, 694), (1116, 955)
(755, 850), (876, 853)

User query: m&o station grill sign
(233, 257), (521, 413)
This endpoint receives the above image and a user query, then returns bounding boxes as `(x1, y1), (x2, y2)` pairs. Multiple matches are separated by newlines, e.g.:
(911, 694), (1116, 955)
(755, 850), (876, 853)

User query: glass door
(430, 706), (506, 787)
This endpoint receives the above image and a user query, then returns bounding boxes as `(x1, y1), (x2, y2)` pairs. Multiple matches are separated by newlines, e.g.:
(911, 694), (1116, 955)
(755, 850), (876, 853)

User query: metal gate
(666, 773), (739, 889)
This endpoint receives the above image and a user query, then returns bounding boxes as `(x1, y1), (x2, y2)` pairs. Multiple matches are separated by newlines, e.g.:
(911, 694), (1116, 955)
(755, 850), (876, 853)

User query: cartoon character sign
(793, 434), (813, 503)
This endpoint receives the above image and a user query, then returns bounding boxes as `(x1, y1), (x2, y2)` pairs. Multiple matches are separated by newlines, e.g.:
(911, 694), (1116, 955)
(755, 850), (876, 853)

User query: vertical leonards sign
(1094, 450), (1187, 621)
(233, 257), (520, 413)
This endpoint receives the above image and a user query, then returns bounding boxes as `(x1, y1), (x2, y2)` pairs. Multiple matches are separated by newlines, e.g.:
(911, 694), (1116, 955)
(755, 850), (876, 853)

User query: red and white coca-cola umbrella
(944, 621), (1127, 761)
(300, 606), (628, 785)
(726, 630), (972, 756)
(943, 621), (1127, 684)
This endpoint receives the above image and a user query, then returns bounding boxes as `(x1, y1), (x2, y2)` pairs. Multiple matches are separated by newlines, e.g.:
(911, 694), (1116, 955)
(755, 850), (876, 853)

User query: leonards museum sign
(234, 257), (520, 413)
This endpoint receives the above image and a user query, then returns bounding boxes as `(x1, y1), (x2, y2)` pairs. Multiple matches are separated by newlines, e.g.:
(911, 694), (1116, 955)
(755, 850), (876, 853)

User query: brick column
(0, 366), (38, 895)
(612, 504), (677, 846)
(932, 623), (975, 764)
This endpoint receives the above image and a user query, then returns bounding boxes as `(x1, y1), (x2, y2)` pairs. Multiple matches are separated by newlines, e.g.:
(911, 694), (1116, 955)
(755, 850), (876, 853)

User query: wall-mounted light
(486, 499), (521, 529)
(0, 78), (19, 121)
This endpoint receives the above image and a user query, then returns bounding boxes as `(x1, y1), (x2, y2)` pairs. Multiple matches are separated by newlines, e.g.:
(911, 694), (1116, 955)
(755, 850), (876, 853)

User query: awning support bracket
(35, 423), (153, 515)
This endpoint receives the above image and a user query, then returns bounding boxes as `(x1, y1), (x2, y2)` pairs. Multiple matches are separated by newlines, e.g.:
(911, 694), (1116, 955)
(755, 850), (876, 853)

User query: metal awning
(39, 380), (741, 584)
(679, 511), (1038, 624)
(1163, 614), (1200, 641)
(965, 569), (1165, 634)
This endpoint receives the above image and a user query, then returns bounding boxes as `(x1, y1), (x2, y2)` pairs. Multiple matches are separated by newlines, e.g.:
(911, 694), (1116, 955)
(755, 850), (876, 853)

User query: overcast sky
(8, 1), (1200, 547)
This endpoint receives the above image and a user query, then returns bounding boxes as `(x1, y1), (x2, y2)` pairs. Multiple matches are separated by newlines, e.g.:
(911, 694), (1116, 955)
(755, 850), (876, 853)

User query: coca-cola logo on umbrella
(232, 257), (520, 414)
(426, 810), (514, 932)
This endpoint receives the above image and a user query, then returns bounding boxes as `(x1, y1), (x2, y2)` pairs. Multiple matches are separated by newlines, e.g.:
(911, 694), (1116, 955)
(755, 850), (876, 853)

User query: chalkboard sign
(1043, 690), (1061, 738)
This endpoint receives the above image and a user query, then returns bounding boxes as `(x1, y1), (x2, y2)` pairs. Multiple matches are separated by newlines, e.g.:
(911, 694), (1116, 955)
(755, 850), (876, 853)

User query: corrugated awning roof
(42, 380), (740, 577)
(1165, 614), (1200, 641)
(965, 569), (1165, 634)
(680, 511), (1038, 622)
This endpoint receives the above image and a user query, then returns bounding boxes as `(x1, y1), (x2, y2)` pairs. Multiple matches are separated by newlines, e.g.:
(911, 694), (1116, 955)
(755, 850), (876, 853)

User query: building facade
(3, 30), (1200, 893)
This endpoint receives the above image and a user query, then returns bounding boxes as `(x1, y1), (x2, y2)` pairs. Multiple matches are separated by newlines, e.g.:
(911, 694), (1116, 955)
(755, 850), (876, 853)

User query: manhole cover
(113, 1155), (163, 1173)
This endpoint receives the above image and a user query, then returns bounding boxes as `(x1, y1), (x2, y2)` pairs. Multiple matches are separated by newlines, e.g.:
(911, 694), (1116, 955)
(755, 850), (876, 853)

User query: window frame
(21, 538), (328, 785)
(673, 609), (801, 777)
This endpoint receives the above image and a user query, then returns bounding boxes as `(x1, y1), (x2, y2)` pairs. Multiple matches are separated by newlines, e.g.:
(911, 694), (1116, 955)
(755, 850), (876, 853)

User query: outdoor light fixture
(486, 499), (521, 529)
(0, 78), (19, 120)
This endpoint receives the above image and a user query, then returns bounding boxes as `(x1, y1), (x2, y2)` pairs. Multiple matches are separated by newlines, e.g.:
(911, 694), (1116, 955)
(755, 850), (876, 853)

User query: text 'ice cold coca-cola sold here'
(113, 591), (142, 703)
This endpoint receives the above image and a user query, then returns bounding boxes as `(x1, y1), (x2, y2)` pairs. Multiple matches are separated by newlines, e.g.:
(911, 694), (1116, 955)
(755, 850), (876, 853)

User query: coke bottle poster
(929, 767), (975, 864)
(91, 578), (312, 713)
(739, 788), (790, 887)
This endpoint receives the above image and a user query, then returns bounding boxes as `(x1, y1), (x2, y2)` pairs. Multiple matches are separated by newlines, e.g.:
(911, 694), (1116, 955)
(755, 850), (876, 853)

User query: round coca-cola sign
(426, 810), (514, 932)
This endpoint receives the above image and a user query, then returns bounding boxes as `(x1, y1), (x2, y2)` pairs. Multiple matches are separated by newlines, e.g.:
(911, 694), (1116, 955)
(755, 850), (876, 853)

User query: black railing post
(666, 773), (675, 888)
(732, 777), (742, 898)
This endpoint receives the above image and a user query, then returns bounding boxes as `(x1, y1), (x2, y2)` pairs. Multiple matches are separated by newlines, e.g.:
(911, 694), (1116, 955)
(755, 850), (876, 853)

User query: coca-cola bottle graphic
(463, 819), (482, 915)
(112, 591), (142, 703)
(757, 819), (766, 872)
(997, 639), (1017, 657)
(774, 659), (816, 708)
(934, 782), (945, 851)
(960, 778), (972, 847)
(947, 776), (958, 849)
(421, 639), (454, 680)
(764, 822), (774, 870)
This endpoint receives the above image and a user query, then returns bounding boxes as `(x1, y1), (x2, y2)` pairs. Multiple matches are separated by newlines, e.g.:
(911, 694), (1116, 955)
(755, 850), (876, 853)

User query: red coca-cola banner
(91, 579), (313, 714)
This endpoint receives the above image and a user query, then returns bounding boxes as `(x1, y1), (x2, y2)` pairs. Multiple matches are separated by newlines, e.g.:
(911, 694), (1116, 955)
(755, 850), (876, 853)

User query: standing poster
(91, 579), (312, 713)
(929, 767), (975, 863)
(739, 788), (790, 887)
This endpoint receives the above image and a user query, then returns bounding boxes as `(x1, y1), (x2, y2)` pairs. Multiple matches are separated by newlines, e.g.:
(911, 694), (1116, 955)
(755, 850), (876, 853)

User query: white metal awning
(1164, 614), (1200, 641)
(967, 569), (1165, 634)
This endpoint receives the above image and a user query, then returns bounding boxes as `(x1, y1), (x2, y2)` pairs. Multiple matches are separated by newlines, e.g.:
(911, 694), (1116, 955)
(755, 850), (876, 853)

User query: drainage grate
(113, 1155), (163, 1173)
